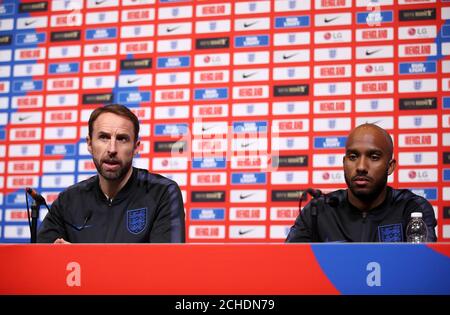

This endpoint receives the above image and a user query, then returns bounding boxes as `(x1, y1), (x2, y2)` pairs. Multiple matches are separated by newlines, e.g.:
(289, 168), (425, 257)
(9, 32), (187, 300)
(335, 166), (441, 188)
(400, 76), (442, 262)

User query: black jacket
(286, 187), (437, 242)
(37, 167), (185, 243)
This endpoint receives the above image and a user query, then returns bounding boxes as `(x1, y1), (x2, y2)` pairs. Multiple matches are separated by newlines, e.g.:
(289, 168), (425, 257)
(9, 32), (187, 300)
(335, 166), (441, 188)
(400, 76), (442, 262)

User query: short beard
(345, 174), (388, 203)
(93, 158), (132, 182)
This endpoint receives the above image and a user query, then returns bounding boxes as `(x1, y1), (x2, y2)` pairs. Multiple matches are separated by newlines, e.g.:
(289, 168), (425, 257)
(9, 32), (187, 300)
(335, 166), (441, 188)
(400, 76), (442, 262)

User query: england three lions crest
(127, 208), (147, 234)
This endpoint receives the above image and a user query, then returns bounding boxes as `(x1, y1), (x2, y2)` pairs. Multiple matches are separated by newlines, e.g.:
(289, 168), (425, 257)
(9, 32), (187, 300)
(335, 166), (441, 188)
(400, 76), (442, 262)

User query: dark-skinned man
(286, 123), (437, 242)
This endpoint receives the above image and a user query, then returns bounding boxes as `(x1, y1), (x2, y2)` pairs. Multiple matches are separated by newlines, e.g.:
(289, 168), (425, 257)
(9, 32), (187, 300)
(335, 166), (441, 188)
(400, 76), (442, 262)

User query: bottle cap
(411, 212), (423, 218)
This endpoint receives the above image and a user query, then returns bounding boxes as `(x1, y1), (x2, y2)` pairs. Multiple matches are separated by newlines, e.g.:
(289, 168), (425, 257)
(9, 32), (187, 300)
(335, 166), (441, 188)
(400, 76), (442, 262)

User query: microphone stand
(310, 198), (319, 243)
(30, 200), (41, 243)
(299, 189), (322, 243)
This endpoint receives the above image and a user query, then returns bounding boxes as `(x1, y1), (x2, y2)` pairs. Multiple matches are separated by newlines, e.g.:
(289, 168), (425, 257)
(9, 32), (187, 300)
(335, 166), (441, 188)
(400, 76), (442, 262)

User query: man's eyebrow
(116, 134), (131, 140)
(345, 148), (384, 154)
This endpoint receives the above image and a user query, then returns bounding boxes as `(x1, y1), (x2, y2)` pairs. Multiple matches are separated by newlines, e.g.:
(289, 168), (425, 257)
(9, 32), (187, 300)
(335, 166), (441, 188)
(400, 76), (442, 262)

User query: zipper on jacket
(360, 211), (369, 241)
(362, 211), (367, 223)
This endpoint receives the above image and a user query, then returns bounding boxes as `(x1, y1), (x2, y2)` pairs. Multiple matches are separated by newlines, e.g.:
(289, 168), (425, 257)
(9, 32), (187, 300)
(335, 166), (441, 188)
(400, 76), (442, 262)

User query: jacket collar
(94, 167), (137, 204)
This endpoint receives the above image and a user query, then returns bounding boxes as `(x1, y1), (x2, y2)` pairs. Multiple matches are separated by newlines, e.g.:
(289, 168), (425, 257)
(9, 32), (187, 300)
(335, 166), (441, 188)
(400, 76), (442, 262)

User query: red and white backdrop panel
(0, 0), (449, 243)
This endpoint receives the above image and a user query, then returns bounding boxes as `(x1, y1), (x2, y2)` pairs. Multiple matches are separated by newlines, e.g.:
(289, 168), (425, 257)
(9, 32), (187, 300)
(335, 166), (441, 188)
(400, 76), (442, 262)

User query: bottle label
(378, 223), (403, 242)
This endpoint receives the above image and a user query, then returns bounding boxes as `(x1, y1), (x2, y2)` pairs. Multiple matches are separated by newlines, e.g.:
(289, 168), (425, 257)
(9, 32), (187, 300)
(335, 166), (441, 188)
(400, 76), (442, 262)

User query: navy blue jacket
(286, 187), (437, 243)
(37, 167), (185, 243)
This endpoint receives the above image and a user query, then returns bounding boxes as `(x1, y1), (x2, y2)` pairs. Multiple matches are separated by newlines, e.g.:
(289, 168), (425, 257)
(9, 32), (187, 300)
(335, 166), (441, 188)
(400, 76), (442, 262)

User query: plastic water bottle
(406, 212), (428, 243)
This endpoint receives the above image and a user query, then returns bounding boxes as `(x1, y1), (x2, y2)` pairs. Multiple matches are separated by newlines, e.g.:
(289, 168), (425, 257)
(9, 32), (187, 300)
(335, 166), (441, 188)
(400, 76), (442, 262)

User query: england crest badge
(127, 208), (147, 234)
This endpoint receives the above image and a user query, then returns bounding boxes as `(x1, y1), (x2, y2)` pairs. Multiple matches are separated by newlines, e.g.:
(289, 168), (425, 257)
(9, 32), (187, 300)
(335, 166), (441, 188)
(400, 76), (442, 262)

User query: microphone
(298, 188), (340, 242)
(302, 188), (322, 200)
(301, 188), (340, 207)
(26, 187), (47, 205)
(26, 187), (93, 232)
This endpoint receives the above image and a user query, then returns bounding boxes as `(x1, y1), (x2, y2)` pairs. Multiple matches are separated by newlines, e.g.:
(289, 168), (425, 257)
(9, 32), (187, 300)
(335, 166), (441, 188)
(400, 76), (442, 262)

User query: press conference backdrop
(0, 0), (449, 243)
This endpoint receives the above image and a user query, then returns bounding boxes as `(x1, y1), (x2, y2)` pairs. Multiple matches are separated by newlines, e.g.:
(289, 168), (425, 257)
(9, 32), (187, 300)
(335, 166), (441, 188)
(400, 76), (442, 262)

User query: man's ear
(387, 158), (396, 175)
(86, 136), (92, 155)
(134, 140), (140, 156)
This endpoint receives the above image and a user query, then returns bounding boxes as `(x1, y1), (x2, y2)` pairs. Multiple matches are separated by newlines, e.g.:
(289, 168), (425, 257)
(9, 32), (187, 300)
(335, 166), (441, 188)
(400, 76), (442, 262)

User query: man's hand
(54, 238), (71, 244)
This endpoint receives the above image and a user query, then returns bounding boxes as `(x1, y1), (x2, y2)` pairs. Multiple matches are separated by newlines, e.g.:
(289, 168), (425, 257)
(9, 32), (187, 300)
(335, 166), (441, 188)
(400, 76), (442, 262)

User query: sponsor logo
(44, 144), (76, 156)
(444, 152), (450, 164)
(271, 190), (302, 202)
(232, 121), (267, 133)
(444, 169), (450, 181)
(13, 80), (43, 92)
(314, 100), (350, 113)
(50, 30), (81, 42)
(191, 173), (225, 185)
(315, 13), (352, 26)
(0, 3), (15, 15)
(324, 16), (339, 23)
(82, 93), (113, 104)
(274, 16), (310, 28)
(189, 226), (225, 239)
(231, 190), (266, 202)
(194, 88), (228, 100)
(272, 155), (308, 167)
(399, 61), (436, 75)
(85, 27), (117, 40)
(399, 98), (436, 110)
(273, 84), (308, 97)
(399, 169), (438, 182)
(356, 11), (393, 24)
(154, 141), (186, 153)
(19, 1), (47, 12)
(120, 58), (152, 70)
(197, 4), (230, 17)
(118, 91), (151, 105)
(6, 193), (28, 206)
(444, 97), (450, 109)
(399, 133), (436, 147)
(193, 105), (227, 117)
(191, 191), (226, 202)
(442, 25), (450, 38)
(231, 173), (266, 185)
(234, 35), (269, 48)
(192, 158), (226, 169)
(409, 188), (437, 201)
(230, 208), (265, 221)
(314, 136), (347, 149)
(357, 27), (393, 41)
(229, 225), (265, 238)
(154, 124), (188, 136)
(190, 209), (225, 221)
(15, 32), (46, 45)
(196, 37), (229, 49)
(316, 0), (351, 8)
(0, 35), (12, 45)
(444, 207), (450, 219)
(399, 8), (436, 21)
(48, 62), (79, 75)
(399, 44), (435, 57)
(157, 56), (190, 68)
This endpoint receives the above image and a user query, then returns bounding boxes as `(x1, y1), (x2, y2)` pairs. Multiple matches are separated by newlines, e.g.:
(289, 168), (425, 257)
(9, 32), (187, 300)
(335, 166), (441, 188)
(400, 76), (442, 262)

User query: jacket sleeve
(285, 203), (313, 243)
(37, 194), (68, 243)
(149, 183), (185, 243)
